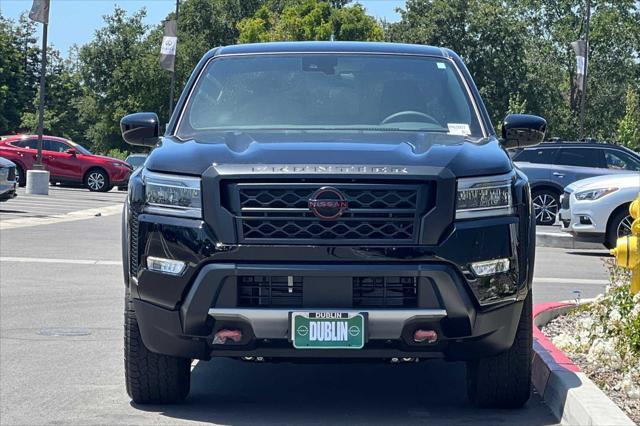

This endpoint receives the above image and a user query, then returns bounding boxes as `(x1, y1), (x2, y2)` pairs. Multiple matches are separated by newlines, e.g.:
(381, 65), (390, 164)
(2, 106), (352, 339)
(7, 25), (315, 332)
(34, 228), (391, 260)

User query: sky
(0, 0), (406, 57)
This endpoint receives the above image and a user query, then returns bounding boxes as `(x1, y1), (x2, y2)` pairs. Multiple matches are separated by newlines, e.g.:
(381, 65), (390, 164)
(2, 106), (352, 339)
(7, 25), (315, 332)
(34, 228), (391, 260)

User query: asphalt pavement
(0, 188), (610, 425)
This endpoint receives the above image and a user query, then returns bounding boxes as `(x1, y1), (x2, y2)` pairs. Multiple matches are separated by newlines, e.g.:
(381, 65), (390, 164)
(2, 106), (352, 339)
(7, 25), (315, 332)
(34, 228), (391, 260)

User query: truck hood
(145, 132), (512, 178)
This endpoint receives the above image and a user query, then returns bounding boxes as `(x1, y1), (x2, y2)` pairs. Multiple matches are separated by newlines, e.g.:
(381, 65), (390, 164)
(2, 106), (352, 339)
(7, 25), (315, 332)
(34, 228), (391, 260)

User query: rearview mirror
(500, 114), (547, 150)
(120, 112), (160, 147)
(66, 148), (77, 156)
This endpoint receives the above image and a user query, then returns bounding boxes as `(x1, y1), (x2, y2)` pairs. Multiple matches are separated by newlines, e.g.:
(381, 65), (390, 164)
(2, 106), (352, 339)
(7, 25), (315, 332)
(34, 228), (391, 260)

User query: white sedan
(559, 173), (640, 248)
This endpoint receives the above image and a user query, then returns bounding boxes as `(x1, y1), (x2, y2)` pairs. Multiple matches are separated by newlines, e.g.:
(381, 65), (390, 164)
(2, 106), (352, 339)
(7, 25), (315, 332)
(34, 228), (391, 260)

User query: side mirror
(120, 112), (160, 147)
(66, 148), (77, 156)
(500, 114), (547, 150)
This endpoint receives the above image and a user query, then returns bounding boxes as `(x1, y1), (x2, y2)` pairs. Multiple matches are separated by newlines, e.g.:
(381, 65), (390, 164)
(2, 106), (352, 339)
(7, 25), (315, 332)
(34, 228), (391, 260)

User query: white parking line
(0, 257), (121, 265)
(534, 277), (609, 285)
(0, 204), (123, 230)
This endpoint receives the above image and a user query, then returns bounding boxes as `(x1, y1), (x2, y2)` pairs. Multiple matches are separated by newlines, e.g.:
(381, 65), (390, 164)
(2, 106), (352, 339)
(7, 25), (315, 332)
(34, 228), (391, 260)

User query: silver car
(0, 157), (18, 202)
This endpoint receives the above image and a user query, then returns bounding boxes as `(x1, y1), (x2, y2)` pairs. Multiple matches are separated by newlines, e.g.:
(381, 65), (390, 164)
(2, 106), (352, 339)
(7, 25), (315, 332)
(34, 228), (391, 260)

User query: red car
(0, 135), (132, 192)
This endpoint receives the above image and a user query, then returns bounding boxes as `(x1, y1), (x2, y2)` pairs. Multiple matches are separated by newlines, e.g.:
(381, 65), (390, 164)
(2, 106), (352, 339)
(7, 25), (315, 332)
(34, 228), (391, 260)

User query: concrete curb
(532, 302), (635, 425)
(536, 232), (603, 250)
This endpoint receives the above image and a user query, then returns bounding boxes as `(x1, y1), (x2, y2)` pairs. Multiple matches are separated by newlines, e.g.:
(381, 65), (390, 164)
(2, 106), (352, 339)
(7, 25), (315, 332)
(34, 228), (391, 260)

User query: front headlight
(143, 170), (202, 218)
(456, 173), (514, 219)
(574, 187), (618, 201)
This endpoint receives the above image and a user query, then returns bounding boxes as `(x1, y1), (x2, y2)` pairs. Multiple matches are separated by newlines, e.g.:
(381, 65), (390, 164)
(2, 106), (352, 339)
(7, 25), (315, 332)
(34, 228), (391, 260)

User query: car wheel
(605, 208), (634, 249)
(15, 165), (26, 188)
(125, 290), (191, 404)
(466, 291), (532, 408)
(85, 169), (111, 192)
(532, 190), (559, 225)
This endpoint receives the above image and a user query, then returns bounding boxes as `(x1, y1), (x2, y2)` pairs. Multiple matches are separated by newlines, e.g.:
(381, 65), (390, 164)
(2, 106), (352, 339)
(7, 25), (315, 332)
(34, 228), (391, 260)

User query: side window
(513, 148), (555, 164)
(12, 139), (38, 149)
(605, 150), (640, 171)
(43, 140), (70, 153)
(554, 148), (604, 168)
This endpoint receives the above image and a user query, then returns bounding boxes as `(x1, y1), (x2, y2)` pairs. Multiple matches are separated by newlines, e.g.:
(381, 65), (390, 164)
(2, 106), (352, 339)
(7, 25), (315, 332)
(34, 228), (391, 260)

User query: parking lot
(0, 187), (613, 425)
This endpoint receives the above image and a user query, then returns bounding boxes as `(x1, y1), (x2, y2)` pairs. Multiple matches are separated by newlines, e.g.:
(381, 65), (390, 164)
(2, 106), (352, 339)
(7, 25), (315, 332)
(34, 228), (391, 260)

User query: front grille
(6, 167), (15, 181)
(225, 182), (428, 244)
(353, 276), (417, 307)
(561, 191), (570, 209)
(238, 275), (303, 307)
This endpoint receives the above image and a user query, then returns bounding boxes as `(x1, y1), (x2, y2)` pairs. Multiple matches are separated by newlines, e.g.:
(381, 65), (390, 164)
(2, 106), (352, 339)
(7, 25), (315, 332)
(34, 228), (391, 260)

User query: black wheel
(466, 292), (532, 408)
(605, 207), (633, 249)
(125, 291), (191, 404)
(15, 165), (26, 187)
(85, 169), (111, 192)
(532, 190), (559, 225)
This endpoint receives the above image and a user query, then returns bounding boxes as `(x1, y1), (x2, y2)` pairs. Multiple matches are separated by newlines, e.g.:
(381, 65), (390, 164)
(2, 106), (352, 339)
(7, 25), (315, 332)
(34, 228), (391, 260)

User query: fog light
(146, 256), (186, 275)
(579, 215), (592, 225)
(470, 258), (510, 277)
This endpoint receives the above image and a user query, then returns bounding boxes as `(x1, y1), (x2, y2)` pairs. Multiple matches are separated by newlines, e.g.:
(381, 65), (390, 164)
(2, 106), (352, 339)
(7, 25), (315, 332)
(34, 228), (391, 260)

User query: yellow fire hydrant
(610, 194), (640, 294)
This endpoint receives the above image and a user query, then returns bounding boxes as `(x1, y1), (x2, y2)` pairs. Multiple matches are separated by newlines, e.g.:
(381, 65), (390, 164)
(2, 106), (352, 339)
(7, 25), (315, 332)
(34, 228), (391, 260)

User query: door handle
(553, 172), (565, 177)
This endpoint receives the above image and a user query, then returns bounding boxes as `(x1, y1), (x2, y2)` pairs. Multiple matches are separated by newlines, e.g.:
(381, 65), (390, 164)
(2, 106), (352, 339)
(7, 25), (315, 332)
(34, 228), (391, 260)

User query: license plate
(291, 312), (364, 349)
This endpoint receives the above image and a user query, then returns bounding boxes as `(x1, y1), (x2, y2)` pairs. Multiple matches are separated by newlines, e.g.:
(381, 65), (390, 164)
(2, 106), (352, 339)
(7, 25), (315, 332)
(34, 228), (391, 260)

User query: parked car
(512, 140), (639, 225)
(0, 157), (18, 202)
(124, 153), (147, 170)
(0, 135), (133, 192)
(559, 174), (640, 248)
(119, 42), (546, 408)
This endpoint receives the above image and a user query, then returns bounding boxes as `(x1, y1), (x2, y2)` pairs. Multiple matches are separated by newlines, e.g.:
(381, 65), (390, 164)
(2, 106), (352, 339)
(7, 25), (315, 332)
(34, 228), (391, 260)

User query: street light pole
(578, 0), (591, 139)
(168, 0), (179, 117)
(34, 21), (48, 170)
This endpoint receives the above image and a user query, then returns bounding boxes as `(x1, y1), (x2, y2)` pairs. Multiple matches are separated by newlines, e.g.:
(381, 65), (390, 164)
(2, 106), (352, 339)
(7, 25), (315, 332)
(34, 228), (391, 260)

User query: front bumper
(133, 262), (526, 361)
(559, 195), (608, 243)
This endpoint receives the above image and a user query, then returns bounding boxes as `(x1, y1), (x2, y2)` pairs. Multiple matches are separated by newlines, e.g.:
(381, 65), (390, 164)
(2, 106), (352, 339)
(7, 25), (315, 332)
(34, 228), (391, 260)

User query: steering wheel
(381, 110), (440, 125)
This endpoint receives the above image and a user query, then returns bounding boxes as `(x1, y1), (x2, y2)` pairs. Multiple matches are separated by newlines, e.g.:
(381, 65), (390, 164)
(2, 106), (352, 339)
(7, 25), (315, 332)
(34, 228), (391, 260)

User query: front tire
(605, 207), (633, 249)
(16, 165), (26, 187)
(532, 190), (559, 225)
(125, 292), (191, 404)
(466, 292), (532, 408)
(85, 169), (112, 192)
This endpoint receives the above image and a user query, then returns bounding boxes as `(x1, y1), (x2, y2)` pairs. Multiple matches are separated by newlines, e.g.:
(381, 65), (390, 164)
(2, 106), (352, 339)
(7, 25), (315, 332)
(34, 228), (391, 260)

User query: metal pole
(579, 0), (591, 139)
(34, 21), (48, 170)
(168, 0), (179, 117)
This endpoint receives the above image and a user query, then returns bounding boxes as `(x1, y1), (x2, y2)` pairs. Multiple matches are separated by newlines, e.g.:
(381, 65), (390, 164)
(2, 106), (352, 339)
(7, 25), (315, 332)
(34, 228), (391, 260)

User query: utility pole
(168, 0), (180, 117)
(34, 21), (47, 170)
(26, 0), (50, 195)
(578, 0), (591, 139)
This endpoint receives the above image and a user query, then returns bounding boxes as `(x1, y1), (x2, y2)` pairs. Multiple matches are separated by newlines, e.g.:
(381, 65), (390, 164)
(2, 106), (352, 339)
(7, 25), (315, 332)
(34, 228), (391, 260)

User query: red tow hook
(213, 329), (242, 344)
(413, 329), (438, 344)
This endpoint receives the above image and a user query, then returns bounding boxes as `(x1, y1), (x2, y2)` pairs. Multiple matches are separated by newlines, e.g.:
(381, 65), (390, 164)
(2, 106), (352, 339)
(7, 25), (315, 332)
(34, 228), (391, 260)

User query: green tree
(0, 15), (40, 134)
(238, 0), (383, 43)
(20, 50), (84, 141)
(616, 86), (640, 151)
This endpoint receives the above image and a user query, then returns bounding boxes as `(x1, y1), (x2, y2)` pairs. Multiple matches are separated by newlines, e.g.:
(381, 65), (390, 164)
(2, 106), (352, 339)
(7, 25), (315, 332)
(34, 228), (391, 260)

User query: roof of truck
(213, 41), (449, 58)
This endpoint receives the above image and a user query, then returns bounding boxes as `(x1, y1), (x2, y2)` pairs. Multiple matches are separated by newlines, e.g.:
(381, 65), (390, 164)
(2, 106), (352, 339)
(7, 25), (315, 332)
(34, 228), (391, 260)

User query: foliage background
(1, 0), (639, 154)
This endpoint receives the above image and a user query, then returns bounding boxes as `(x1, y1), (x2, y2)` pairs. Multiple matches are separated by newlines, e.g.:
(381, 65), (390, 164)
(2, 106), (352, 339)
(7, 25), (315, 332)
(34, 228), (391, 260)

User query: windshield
(68, 141), (92, 155)
(177, 54), (483, 139)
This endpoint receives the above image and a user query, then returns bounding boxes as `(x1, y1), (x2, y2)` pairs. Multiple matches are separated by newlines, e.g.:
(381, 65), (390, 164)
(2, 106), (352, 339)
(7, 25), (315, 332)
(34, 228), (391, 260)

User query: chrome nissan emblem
(308, 187), (349, 220)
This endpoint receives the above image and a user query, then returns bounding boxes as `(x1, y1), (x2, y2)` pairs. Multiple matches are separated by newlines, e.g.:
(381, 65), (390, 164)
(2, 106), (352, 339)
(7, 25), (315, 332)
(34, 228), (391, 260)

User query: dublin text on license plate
(291, 312), (364, 349)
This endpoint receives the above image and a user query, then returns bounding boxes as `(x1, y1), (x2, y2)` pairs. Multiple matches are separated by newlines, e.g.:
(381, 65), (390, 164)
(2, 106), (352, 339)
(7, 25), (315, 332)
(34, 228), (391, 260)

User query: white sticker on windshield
(437, 62), (447, 69)
(447, 123), (471, 136)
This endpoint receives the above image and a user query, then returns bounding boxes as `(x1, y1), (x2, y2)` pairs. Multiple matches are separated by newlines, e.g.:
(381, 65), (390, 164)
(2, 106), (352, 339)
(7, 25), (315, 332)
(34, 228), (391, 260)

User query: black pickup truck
(120, 42), (546, 408)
